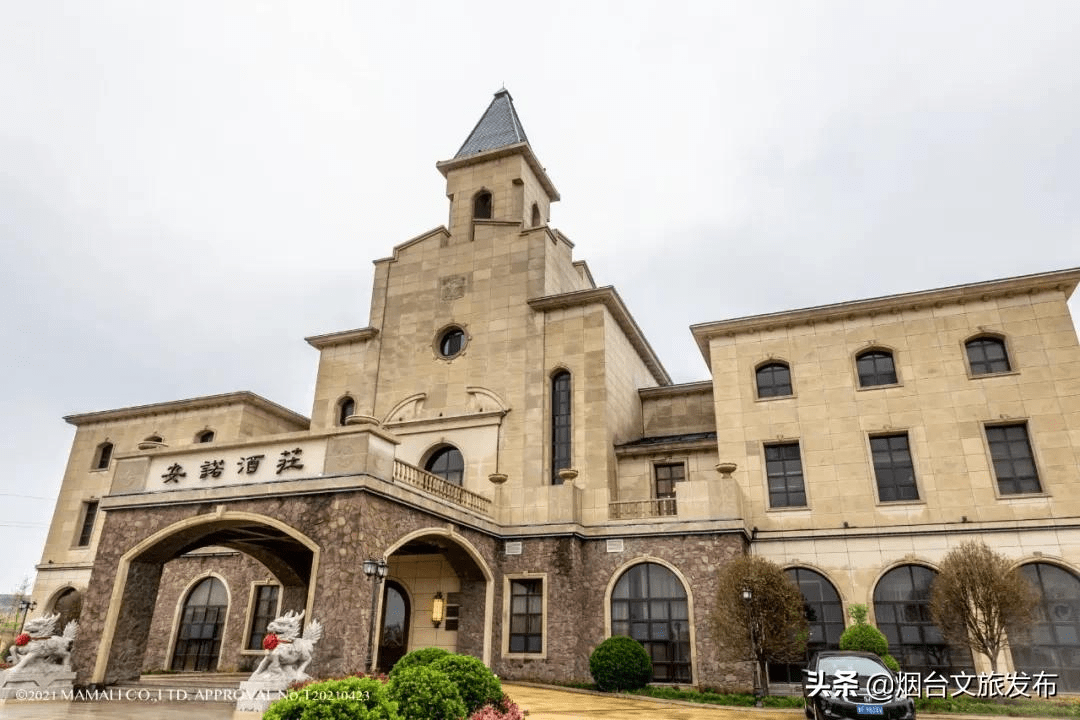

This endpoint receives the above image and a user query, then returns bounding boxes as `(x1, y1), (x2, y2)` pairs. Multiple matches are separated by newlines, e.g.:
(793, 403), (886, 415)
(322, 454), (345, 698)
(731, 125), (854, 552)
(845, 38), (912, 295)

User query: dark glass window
(654, 463), (683, 516)
(987, 424), (1041, 494)
(509, 579), (543, 654)
(856, 350), (898, 387)
(769, 568), (844, 684)
(246, 584), (280, 650)
(77, 501), (98, 547)
(473, 191), (492, 219)
(871, 434), (919, 502)
(551, 371), (572, 483)
(756, 362), (792, 398)
(439, 328), (465, 357)
(94, 442), (112, 470)
(1013, 563), (1080, 692)
(611, 563), (691, 683)
(531, 203), (541, 227)
(966, 337), (1011, 375)
(874, 565), (972, 678)
(197, 430), (215, 443)
(765, 442), (806, 508)
(171, 577), (228, 671)
(337, 397), (355, 426)
(425, 446), (464, 486)
(444, 604), (460, 632)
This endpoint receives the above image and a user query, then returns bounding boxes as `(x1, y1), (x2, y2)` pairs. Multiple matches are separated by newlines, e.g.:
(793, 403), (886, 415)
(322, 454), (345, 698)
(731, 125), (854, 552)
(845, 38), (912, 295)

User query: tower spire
(454, 88), (530, 158)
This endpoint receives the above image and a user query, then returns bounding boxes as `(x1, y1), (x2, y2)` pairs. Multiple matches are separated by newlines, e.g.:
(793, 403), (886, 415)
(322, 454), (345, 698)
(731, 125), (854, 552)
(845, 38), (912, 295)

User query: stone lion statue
(5, 613), (78, 673)
(249, 610), (323, 685)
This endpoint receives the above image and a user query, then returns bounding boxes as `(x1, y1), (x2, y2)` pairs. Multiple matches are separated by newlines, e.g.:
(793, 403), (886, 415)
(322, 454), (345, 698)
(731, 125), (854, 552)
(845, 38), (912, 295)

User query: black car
(803, 651), (916, 720)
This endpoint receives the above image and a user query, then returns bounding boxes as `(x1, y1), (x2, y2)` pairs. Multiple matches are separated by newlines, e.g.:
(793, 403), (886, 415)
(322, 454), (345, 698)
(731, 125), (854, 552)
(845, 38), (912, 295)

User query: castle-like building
(31, 90), (1080, 690)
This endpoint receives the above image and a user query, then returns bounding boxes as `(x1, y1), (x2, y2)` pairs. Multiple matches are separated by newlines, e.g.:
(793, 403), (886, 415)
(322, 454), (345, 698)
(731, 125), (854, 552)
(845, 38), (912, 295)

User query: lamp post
(17, 599), (36, 634)
(363, 558), (389, 674)
(741, 587), (762, 706)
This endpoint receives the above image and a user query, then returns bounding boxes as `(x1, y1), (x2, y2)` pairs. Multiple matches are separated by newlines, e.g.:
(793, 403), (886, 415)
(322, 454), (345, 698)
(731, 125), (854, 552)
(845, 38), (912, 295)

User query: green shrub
(388, 665), (467, 720)
(589, 635), (652, 692)
(839, 622), (888, 657)
(880, 653), (900, 673)
(387, 646), (452, 680)
(432, 654), (502, 715)
(264, 676), (401, 720)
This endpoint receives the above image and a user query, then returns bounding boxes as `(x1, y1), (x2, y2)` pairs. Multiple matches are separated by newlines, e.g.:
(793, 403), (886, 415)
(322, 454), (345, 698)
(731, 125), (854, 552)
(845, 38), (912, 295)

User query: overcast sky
(1, 2), (1078, 594)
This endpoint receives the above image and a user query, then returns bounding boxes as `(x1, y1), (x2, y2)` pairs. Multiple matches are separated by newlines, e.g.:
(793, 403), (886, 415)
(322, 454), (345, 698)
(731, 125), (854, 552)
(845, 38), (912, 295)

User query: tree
(712, 556), (808, 697)
(929, 541), (1038, 672)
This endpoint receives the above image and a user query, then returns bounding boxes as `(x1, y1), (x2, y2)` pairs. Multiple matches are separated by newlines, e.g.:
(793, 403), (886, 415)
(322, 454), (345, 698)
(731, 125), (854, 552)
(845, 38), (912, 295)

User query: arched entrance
(376, 581), (411, 673)
(90, 512), (319, 685)
(377, 528), (493, 670)
(1013, 563), (1080, 692)
(170, 576), (228, 671)
(873, 564), (972, 677)
(610, 562), (691, 683)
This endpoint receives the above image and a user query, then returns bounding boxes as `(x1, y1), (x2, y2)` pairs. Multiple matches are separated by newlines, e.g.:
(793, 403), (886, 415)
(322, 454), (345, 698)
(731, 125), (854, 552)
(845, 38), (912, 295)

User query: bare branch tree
(712, 555), (808, 697)
(929, 541), (1038, 672)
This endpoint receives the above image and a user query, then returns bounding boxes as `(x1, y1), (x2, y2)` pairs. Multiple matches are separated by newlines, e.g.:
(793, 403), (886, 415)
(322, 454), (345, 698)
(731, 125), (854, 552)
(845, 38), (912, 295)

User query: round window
(438, 327), (466, 358)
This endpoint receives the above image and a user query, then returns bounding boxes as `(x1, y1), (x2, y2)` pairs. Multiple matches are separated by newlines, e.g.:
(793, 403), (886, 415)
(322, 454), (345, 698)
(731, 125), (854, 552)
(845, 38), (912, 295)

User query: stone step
(107, 673), (252, 704)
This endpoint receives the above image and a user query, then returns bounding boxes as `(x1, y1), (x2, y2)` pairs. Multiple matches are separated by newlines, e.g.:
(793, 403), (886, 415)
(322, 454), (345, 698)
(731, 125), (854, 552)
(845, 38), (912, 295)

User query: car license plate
(856, 705), (884, 715)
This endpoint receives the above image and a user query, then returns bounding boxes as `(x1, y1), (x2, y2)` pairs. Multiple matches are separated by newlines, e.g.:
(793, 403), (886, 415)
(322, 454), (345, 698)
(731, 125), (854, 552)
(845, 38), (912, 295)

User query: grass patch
(916, 695), (1080, 717)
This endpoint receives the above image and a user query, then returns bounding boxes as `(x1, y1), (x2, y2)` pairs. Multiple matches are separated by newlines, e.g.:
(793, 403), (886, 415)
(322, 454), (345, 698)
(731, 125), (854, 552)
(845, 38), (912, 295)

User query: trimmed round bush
(432, 654), (502, 715)
(264, 676), (401, 720)
(839, 623), (889, 657)
(388, 664), (467, 720)
(387, 646), (452, 680)
(589, 635), (652, 692)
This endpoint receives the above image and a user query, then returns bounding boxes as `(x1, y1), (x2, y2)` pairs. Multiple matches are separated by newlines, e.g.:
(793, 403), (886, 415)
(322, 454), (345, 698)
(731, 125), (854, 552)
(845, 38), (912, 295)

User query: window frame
(196, 430), (215, 443)
(653, 461), (685, 516)
(424, 444), (465, 486)
(868, 432), (921, 503)
(337, 396), (356, 427)
(75, 499), (99, 547)
(854, 348), (900, 389)
(984, 421), (1044, 497)
(551, 369), (572, 484)
(473, 190), (493, 220)
(92, 442), (113, 471)
(242, 581), (282, 653)
(433, 324), (469, 361)
(964, 334), (1014, 377)
(764, 441), (808, 509)
(502, 573), (547, 659)
(754, 360), (794, 400)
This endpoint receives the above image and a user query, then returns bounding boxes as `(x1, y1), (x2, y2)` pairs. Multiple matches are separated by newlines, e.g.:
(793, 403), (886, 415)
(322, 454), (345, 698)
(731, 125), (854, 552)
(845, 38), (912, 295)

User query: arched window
(425, 446), (464, 486)
(551, 371), (572, 484)
(337, 396), (355, 426)
(50, 587), (82, 632)
(473, 191), (492, 220)
(196, 430), (215, 443)
(874, 565), (972, 677)
(171, 577), (228, 672)
(755, 361), (792, 398)
(856, 349), (898, 387)
(966, 336), (1011, 375)
(770, 568), (845, 683)
(93, 442), (113, 470)
(145, 434), (163, 443)
(438, 327), (466, 358)
(611, 562), (691, 683)
(531, 203), (541, 227)
(1013, 563), (1080, 692)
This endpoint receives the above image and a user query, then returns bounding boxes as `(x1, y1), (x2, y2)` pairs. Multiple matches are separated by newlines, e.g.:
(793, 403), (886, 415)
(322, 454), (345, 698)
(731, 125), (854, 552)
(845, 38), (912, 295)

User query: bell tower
(436, 89), (560, 240)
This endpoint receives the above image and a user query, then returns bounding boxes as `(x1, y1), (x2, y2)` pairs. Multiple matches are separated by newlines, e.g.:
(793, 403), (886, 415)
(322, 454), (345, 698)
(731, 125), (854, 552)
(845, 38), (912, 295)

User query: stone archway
(86, 512), (319, 685)
(376, 528), (493, 671)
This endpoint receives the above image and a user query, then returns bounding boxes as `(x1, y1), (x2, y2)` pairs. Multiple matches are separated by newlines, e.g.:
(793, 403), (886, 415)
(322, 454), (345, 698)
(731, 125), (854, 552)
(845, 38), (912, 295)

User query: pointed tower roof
(455, 88), (529, 158)
(437, 89), (559, 201)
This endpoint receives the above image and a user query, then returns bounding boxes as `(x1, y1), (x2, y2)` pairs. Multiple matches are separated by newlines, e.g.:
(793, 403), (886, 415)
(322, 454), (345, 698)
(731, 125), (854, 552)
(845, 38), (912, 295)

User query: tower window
(551, 371), (572, 483)
(438, 327), (466, 358)
(473, 191), (492, 220)
(337, 396), (356, 426)
(93, 442), (113, 470)
(77, 500), (98, 547)
(196, 430), (215, 443)
(531, 203), (541, 227)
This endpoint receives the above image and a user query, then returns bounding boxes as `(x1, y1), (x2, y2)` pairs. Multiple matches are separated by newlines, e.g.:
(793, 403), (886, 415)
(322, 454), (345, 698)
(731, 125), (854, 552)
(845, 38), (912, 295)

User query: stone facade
(29, 89), (1080, 692)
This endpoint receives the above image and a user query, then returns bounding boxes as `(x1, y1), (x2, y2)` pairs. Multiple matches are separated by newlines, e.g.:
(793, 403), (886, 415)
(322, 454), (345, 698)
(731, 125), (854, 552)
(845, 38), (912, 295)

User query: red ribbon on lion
(14, 633), (30, 647)
(262, 633), (279, 651)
